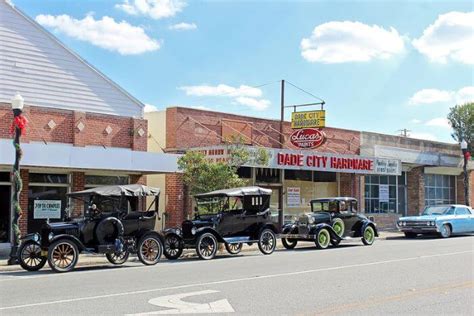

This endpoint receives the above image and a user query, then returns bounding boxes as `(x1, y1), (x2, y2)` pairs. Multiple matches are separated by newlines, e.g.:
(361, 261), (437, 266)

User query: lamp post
(8, 93), (27, 265)
(460, 140), (470, 206)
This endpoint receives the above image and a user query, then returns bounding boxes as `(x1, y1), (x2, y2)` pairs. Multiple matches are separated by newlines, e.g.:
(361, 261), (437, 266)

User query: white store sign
(33, 200), (61, 219)
(287, 187), (301, 208)
(379, 185), (390, 202)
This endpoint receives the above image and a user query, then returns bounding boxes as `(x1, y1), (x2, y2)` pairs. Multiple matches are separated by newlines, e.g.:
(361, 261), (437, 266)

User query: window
(424, 174), (455, 206)
(285, 170), (312, 181)
(313, 171), (336, 182)
(455, 207), (471, 215)
(256, 168), (280, 184)
(85, 175), (129, 186)
(365, 173), (405, 214)
(237, 167), (252, 179)
(0, 172), (10, 182)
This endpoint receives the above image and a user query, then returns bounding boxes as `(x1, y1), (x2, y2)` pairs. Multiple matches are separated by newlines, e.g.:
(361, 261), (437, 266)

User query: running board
(223, 236), (258, 244)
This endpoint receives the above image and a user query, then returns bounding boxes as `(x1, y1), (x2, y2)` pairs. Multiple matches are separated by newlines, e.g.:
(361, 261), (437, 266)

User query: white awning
(0, 140), (180, 174)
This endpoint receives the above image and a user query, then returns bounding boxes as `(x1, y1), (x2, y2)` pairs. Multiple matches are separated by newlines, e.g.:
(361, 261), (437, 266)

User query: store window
(313, 171), (336, 182)
(256, 168), (281, 184)
(365, 173), (406, 214)
(424, 174), (455, 206)
(0, 172), (11, 243)
(285, 170), (312, 181)
(85, 175), (129, 187)
(237, 167), (252, 179)
(28, 173), (69, 233)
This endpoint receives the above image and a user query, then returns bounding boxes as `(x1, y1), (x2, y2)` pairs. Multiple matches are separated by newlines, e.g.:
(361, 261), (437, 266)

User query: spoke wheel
(164, 234), (183, 260)
(138, 235), (163, 265)
(225, 243), (242, 254)
(258, 229), (276, 255)
(315, 228), (330, 249)
(362, 226), (376, 245)
(331, 218), (345, 237)
(196, 233), (218, 260)
(106, 250), (129, 265)
(440, 224), (451, 238)
(48, 240), (79, 273)
(19, 241), (46, 271)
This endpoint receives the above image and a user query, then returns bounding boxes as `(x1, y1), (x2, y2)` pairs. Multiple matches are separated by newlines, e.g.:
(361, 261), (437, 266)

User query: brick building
(146, 107), (473, 229)
(0, 1), (178, 246)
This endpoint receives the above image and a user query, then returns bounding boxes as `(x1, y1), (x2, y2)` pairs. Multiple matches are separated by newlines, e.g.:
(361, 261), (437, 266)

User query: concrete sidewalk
(0, 231), (404, 272)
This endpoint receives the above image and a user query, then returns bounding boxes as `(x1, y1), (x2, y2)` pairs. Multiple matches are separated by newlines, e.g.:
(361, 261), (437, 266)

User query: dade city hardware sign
(192, 146), (402, 176)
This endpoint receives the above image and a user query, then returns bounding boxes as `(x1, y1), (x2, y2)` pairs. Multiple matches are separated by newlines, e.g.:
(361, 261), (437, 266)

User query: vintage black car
(281, 197), (378, 249)
(18, 184), (164, 272)
(163, 186), (279, 260)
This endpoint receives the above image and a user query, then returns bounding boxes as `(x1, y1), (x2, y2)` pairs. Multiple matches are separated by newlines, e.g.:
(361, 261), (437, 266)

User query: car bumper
(397, 226), (439, 233)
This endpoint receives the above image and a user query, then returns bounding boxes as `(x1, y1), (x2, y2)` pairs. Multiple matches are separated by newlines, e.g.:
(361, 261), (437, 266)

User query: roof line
(5, 0), (145, 115)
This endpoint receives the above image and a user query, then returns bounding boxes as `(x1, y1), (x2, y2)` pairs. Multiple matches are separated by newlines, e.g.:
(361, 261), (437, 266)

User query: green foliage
(447, 102), (473, 151)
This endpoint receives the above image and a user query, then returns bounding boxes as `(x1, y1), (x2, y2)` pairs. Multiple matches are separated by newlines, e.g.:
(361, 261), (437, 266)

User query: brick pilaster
(18, 169), (29, 237)
(71, 172), (85, 217)
(407, 167), (424, 215)
(165, 173), (185, 228)
(73, 111), (87, 147)
(131, 118), (147, 151)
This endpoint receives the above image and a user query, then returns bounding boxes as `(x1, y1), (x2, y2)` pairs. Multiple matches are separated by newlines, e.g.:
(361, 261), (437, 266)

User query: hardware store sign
(291, 110), (325, 129)
(34, 200), (61, 219)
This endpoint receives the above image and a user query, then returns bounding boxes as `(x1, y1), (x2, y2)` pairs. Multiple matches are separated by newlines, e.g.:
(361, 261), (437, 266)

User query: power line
(285, 80), (325, 103)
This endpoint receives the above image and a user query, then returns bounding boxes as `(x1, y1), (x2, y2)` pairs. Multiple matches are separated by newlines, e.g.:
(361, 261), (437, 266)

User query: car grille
(182, 221), (194, 239)
(405, 221), (430, 227)
(298, 215), (309, 225)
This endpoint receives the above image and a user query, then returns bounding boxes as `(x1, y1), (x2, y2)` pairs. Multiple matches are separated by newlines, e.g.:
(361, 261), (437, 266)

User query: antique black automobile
(18, 184), (163, 272)
(163, 186), (279, 260)
(281, 197), (378, 249)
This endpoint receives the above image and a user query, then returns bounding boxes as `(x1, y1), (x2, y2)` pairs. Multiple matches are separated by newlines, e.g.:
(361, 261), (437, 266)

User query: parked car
(397, 204), (474, 238)
(18, 184), (164, 272)
(163, 186), (280, 260)
(281, 197), (378, 249)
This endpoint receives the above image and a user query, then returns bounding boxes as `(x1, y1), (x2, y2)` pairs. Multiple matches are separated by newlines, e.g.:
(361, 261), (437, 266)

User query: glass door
(0, 185), (11, 243)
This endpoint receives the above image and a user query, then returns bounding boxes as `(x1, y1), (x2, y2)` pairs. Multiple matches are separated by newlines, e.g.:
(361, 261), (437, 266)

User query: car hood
(398, 215), (439, 221)
(46, 222), (79, 230)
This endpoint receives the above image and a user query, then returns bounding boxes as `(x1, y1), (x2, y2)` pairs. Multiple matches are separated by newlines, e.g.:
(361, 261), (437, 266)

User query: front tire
(225, 243), (242, 254)
(404, 232), (417, 239)
(196, 233), (218, 260)
(106, 250), (129, 265)
(138, 234), (163, 265)
(281, 227), (298, 249)
(258, 228), (277, 255)
(18, 240), (46, 271)
(315, 228), (331, 249)
(362, 226), (376, 245)
(48, 239), (79, 273)
(440, 224), (451, 238)
(164, 234), (183, 260)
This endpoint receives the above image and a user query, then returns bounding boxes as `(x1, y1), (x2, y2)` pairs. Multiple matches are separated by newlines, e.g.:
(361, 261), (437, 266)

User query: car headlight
(191, 227), (197, 235)
(402, 221), (406, 226)
(430, 221), (435, 226)
(176, 228), (182, 236)
(32, 233), (40, 242)
(307, 216), (315, 224)
(48, 232), (54, 241)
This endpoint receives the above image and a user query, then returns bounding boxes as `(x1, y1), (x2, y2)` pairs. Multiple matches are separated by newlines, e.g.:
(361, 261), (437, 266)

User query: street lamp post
(8, 93), (27, 265)
(460, 140), (470, 206)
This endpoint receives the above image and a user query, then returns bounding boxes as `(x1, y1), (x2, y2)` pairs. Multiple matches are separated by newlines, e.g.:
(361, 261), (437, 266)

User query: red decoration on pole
(465, 151), (471, 161)
(10, 115), (28, 135)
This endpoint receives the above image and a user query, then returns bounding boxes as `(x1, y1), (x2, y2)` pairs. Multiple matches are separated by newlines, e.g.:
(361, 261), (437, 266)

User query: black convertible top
(68, 184), (160, 197)
(194, 186), (272, 198)
(310, 197), (357, 203)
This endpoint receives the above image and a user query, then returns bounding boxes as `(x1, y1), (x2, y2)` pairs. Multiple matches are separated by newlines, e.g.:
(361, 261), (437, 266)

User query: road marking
(0, 249), (472, 311)
(126, 290), (234, 315)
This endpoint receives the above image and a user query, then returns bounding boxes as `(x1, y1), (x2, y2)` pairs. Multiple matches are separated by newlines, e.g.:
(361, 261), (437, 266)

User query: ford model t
(18, 184), (163, 272)
(281, 197), (378, 249)
(163, 186), (279, 260)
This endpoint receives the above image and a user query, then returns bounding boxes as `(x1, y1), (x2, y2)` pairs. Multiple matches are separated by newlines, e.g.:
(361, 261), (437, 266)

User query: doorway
(0, 185), (11, 243)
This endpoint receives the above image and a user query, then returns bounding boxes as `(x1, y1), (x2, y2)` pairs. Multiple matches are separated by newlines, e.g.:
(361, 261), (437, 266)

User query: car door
(454, 207), (472, 233)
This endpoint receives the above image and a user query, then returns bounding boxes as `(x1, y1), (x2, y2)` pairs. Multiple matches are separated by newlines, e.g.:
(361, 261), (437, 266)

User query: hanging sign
(34, 200), (61, 219)
(379, 185), (389, 202)
(291, 110), (325, 129)
(287, 187), (301, 208)
(290, 128), (326, 149)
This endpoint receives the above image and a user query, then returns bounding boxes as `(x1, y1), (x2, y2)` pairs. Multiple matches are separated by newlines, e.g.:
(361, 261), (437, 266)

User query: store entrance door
(261, 186), (282, 227)
(0, 185), (11, 243)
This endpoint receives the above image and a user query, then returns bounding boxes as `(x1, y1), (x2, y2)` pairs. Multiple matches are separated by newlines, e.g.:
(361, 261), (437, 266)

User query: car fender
(163, 227), (183, 237)
(258, 223), (280, 236)
(282, 223), (297, 233)
(20, 233), (41, 242)
(137, 230), (164, 244)
(311, 223), (342, 241)
(195, 227), (225, 243)
(49, 234), (85, 251)
(361, 221), (379, 237)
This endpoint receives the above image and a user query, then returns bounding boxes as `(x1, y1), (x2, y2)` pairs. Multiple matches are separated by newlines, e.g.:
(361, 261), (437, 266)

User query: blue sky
(14, 0), (474, 143)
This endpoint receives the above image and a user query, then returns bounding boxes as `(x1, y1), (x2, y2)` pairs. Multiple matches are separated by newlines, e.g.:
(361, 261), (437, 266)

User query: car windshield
(422, 205), (453, 215)
(195, 196), (243, 216)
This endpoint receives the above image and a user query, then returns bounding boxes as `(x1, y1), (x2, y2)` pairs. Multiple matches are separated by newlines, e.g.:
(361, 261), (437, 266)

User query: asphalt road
(0, 236), (473, 315)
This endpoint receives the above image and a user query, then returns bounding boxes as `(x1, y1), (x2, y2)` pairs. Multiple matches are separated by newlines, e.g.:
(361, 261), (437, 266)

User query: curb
(0, 232), (403, 272)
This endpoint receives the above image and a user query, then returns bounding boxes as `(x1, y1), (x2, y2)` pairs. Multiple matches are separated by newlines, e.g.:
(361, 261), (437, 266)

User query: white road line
(0, 250), (472, 311)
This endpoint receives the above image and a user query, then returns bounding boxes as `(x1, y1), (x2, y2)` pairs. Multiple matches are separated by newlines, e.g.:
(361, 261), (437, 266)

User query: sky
(12, 0), (474, 144)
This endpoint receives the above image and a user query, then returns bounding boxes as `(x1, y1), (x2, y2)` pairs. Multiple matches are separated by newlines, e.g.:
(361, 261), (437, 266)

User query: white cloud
(300, 21), (405, 63)
(144, 103), (159, 112)
(409, 86), (474, 105)
(234, 97), (271, 111)
(116, 0), (186, 19)
(169, 22), (197, 31)
(179, 84), (262, 98)
(35, 14), (160, 55)
(408, 89), (453, 105)
(408, 132), (438, 141)
(411, 119), (422, 124)
(425, 117), (451, 128)
(412, 11), (474, 64)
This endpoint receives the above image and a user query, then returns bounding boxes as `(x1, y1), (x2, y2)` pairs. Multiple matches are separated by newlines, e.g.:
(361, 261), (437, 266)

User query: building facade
(146, 107), (473, 230)
(0, 1), (178, 245)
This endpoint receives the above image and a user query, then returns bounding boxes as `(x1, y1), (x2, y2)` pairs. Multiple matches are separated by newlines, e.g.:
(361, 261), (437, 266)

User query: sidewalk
(0, 231), (403, 272)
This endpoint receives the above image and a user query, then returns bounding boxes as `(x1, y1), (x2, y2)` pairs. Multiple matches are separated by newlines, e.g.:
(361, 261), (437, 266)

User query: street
(0, 235), (473, 315)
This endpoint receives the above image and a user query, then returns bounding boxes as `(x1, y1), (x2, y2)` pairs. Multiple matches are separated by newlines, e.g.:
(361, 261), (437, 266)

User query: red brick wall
(165, 173), (185, 228)
(457, 170), (474, 206)
(71, 172), (85, 217)
(407, 167), (424, 215)
(18, 169), (29, 236)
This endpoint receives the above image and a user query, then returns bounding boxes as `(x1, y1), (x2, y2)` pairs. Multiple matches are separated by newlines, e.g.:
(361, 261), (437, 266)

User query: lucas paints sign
(290, 128), (326, 149)
(33, 200), (61, 219)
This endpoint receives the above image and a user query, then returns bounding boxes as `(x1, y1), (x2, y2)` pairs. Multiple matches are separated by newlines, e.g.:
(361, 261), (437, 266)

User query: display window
(424, 174), (455, 206)
(364, 172), (407, 214)
(0, 172), (11, 243)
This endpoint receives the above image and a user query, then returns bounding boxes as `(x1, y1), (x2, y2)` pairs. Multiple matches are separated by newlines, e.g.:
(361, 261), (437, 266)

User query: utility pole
(398, 129), (410, 137)
(279, 80), (285, 228)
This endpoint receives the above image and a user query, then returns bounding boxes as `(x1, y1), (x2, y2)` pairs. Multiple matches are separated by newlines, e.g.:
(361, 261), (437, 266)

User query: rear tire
(362, 226), (376, 245)
(106, 250), (129, 265)
(331, 218), (345, 237)
(258, 229), (276, 255)
(196, 233), (218, 260)
(164, 234), (183, 260)
(47, 239), (79, 273)
(315, 228), (330, 249)
(137, 234), (163, 265)
(225, 243), (242, 254)
(18, 240), (46, 271)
